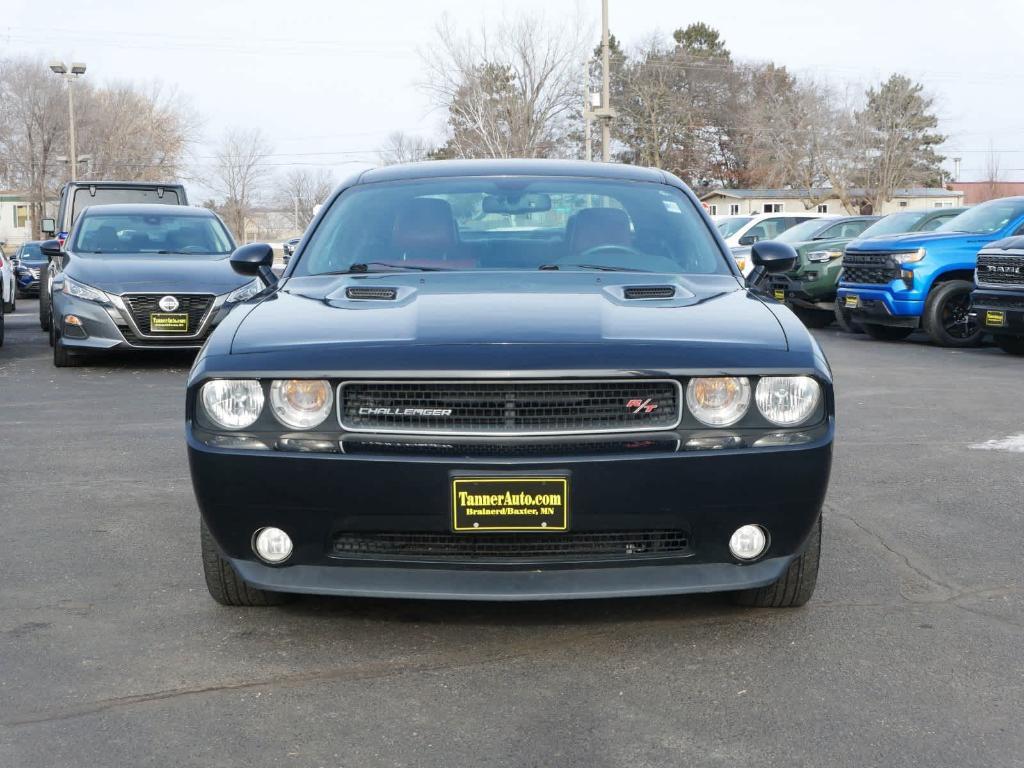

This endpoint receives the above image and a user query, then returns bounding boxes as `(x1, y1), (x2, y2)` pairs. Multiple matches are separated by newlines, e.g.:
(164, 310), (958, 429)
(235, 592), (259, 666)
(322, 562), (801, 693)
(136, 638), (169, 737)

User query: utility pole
(582, 60), (593, 161)
(49, 61), (87, 181)
(591, 0), (616, 162)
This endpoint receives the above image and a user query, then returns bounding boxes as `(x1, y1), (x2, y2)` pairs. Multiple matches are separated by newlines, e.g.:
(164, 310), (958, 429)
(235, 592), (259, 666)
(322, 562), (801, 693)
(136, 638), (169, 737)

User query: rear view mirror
(41, 218), (56, 235)
(230, 242), (277, 284)
(751, 241), (798, 274)
(482, 193), (552, 215)
(738, 234), (758, 246)
(40, 239), (62, 258)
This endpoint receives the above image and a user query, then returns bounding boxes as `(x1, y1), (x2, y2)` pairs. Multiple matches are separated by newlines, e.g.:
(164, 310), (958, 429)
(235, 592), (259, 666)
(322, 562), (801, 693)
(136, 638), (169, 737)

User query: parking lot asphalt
(1, 298), (1022, 768)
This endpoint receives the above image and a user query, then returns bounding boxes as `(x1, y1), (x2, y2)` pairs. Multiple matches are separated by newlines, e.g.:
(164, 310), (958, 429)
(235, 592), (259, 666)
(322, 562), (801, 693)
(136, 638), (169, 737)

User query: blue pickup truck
(837, 197), (1024, 346)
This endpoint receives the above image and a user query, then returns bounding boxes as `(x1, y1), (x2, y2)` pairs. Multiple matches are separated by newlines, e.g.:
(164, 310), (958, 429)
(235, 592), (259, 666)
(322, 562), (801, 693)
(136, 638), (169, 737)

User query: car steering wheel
(568, 244), (644, 262)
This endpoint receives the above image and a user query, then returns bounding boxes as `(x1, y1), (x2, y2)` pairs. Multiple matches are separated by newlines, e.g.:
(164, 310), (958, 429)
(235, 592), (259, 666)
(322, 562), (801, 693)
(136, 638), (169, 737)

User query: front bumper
(189, 422), (833, 600)
(836, 286), (922, 328)
(971, 288), (1024, 336)
(16, 268), (41, 294)
(757, 273), (836, 310)
(53, 290), (229, 351)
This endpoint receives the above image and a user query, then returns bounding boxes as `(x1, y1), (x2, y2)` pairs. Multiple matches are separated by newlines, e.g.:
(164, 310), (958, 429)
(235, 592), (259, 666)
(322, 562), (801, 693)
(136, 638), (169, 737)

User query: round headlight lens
(686, 377), (751, 427)
(270, 379), (334, 429)
(200, 380), (264, 430)
(755, 376), (821, 426)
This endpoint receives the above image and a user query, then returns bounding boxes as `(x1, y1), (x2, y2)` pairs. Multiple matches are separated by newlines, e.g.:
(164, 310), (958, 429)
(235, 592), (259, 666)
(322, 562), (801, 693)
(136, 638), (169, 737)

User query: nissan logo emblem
(158, 295), (180, 312)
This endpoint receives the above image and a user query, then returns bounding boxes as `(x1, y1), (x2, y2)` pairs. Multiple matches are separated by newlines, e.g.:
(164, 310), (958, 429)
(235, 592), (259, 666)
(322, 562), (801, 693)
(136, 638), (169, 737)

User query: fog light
(685, 434), (744, 450)
(729, 525), (768, 561)
(65, 314), (83, 326)
(253, 527), (293, 564)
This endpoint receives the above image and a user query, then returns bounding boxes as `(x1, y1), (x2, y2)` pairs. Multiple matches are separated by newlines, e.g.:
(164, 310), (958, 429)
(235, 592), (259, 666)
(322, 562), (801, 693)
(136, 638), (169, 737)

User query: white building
(699, 187), (965, 217)
(0, 192), (34, 247)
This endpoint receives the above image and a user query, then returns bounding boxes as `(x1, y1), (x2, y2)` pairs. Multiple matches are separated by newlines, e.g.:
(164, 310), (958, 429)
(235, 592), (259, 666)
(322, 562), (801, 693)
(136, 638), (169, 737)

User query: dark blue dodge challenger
(187, 160), (833, 607)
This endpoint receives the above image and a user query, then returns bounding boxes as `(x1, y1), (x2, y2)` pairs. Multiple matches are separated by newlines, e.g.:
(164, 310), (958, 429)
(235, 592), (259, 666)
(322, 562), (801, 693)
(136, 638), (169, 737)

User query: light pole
(49, 61), (87, 181)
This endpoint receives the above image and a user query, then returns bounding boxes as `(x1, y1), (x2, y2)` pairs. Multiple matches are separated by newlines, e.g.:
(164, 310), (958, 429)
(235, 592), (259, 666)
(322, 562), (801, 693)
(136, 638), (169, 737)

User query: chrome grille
(338, 380), (682, 435)
(976, 254), (1024, 286)
(123, 294), (213, 335)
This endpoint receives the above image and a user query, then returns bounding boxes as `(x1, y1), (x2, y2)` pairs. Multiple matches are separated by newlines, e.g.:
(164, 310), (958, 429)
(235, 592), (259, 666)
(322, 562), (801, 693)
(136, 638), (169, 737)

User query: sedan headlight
(226, 279), (263, 304)
(269, 379), (334, 429)
(200, 380), (265, 430)
(686, 377), (751, 427)
(755, 376), (821, 426)
(900, 248), (926, 264)
(807, 250), (843, 263)
(62, 277), (109, 304)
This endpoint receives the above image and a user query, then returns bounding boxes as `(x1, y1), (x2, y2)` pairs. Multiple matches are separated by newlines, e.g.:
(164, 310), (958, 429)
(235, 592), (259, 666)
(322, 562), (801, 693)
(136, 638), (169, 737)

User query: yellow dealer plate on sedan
(844, 295), (860, 309)
(150, 313), (189, 333)
(773, 289), (786, 301)
(985, 310), (1006, 327)
(452, 477), (569, 532)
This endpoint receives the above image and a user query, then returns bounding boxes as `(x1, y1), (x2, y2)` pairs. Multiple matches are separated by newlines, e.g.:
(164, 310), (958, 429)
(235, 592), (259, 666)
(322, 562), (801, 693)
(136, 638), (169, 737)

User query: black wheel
(995, 335), (1024, 356)
(862, 323), (914, 341)
(39, 275), (51, 331)
(0, 299), (5, 347)
(201, 519), (292, 607)
(833, 304), (864, 334)
(52, 326), (83, 367)
(922, 279), (982, 348)
(5, 294), (14, 313)
(734, 514), (821, 608)
(792, 307), (833, 329)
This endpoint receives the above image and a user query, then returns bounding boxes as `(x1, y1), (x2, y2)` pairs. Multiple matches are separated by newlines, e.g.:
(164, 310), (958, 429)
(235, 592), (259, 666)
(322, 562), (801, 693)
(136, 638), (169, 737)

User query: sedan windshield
(937, 200), (1024, 234)
(294, 177), (730, 276)
(72, 213), (234, 255)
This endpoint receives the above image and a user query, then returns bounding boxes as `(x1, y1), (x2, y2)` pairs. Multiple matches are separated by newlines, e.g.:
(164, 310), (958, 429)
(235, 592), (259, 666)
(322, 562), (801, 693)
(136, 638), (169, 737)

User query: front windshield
(18, 243), (43, 260)
(71, 213), (234, 255)
(716, 217), (752, 237)
(773, 219), (832, 244)
(859, 212), (924, 238)
(294, 177), (730, 276)
(937, 200), (1024, 235)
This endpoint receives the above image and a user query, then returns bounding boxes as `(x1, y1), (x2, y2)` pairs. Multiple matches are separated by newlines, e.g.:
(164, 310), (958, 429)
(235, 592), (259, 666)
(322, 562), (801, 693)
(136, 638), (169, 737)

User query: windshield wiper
(325, 262), (455, 274)
(539, 263), (651, 273)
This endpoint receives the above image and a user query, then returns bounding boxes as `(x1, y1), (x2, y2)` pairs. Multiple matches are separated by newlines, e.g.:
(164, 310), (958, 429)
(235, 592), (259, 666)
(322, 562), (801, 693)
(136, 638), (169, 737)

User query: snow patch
(969, 434), (1024, 453)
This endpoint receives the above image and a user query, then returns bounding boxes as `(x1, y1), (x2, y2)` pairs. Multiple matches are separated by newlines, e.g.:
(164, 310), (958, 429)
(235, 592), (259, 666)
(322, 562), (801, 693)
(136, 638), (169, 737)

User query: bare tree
(276, 167), (335, 231)
(208, 127), (273, 241)
(422, 12), (587, 158)
(984, 140), (1003, 200)
(377, 131), (433, 165)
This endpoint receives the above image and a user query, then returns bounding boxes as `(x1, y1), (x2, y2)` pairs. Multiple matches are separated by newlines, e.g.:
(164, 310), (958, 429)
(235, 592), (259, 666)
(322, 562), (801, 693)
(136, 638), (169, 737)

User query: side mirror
(751, 241), (798, 274)
(41, 218), (56, 235)
(40, 239), (62, 258)
(737, 234), (758, 246)
(230, 242), (277, 284)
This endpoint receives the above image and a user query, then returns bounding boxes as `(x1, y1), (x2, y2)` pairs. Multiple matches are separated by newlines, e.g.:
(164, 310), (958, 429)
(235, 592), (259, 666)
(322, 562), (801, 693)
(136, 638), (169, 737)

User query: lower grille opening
(341, 436), (680, 457)
(331, 530), (690, 561)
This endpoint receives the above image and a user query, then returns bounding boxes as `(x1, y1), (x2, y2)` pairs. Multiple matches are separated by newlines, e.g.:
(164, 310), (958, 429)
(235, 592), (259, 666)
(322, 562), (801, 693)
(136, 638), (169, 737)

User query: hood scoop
(345, 286), (398, 301)
(623, 285), (676, 300)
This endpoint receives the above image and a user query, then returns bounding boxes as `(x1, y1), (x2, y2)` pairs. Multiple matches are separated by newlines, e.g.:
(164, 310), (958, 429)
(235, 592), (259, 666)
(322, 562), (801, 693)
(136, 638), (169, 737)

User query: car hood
(65, 253), (251, 295)
(846, 230), (997, 252)
(230, 272), (789, 354)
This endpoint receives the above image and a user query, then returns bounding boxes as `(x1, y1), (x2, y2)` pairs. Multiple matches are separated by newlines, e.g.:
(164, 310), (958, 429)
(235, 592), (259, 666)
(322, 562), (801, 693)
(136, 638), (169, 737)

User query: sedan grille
(331, 530), (690, 561)
(976, 254), (1024, 286)
(123, 294), (213, 335)
(841, 252), (901, 285)
(338, 380), (682, 435)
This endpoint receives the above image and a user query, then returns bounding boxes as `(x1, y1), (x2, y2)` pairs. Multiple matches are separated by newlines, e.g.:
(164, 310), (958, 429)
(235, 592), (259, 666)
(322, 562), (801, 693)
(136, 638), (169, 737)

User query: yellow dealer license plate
(773, 289), (786, 301)
(452, 477), (569, 532)
(844, 295), (860, 309)
(985, 310), (1006, 327)
(150, 313), (189, 333)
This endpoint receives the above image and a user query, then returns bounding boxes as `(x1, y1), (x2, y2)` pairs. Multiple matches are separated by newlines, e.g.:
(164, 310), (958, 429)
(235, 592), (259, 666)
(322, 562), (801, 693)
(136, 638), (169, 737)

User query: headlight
(807, 250), (843, 263)
(686, 377), (751, 427)
(755, 376), (821, 426)
(200, 380), (264, 430)
(226, 278), (263, 304)
(270, 379), (334, 429)
(62, 277), (109, 304)
(900, 248), (926, 264)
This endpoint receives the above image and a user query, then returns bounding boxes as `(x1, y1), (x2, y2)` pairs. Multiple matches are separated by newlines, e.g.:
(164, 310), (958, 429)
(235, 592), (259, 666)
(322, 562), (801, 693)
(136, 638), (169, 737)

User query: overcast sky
(5, 0), (1022, 194)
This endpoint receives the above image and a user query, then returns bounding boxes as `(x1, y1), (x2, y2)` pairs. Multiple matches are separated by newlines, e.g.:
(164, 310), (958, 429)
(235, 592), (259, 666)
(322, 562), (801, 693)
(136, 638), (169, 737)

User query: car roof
(63, 180), (186, 189)
(77, 204), (213, 217)
(357, 159), (672, 185)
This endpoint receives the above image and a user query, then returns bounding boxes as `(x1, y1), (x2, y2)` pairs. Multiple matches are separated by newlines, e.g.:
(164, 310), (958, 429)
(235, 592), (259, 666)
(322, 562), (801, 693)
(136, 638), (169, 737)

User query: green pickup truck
(753, 209), (966, 329)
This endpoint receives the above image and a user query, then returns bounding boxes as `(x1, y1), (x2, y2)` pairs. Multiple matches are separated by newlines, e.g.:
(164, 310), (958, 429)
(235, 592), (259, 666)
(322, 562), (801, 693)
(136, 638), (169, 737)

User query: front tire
(201, 519), (292, 607)
(862, 323), (914, 341)
(792, 307), (833, 329)
(833, 304), (863, 334)
(52, 326), (83, 367)
(0, 300), (5, 347)
(922, 279), (982, 347)
(734, 514), (821, 608)
(995, 335), (1024, 356)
